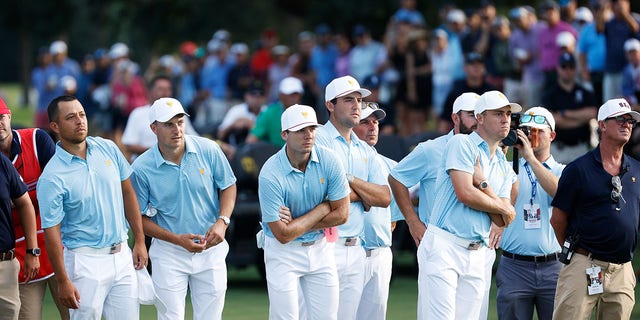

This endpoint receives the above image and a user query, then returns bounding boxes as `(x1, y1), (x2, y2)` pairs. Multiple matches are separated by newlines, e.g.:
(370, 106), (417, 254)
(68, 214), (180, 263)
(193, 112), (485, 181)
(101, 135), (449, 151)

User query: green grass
(7, 81), (640, 319)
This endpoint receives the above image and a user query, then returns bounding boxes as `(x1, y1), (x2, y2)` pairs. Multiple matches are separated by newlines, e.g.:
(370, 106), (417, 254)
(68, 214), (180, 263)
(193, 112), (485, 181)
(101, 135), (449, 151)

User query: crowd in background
(28, 0), (640, 160)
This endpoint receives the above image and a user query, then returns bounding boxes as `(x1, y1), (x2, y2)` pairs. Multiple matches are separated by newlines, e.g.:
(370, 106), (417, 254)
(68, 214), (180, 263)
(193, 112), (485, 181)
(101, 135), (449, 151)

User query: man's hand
(279, 206), (292, 224)
(408, 220), (427, 247)
(131, 242), (148, 270)
(204, 221), (227, 249)
(473, 156), (486, 187)
(178, 233), (207, 253)
(514, 129), (535, 162)
(23, 254), (40, 283)
(501, 206), (517, 227)
(487, 222), (504, 250)
(57, 278), (81, 309)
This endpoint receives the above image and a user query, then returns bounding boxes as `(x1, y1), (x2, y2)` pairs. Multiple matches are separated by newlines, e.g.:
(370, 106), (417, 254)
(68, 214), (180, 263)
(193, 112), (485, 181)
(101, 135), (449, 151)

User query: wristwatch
(218, 216), (230, 226)
(478, 180), (489, 190)
(346, 173), (355, 183)
(26, 248), (41, 257)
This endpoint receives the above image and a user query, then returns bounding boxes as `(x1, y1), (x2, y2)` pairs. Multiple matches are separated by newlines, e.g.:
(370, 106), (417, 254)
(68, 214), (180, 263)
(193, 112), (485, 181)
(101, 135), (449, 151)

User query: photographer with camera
(550, 98), (640, 319)
(495, 107), (566, 320)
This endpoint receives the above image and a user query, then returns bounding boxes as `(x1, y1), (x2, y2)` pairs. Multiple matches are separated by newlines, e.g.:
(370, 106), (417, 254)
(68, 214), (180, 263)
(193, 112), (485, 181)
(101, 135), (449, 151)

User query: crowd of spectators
(29, 0), (640, 159)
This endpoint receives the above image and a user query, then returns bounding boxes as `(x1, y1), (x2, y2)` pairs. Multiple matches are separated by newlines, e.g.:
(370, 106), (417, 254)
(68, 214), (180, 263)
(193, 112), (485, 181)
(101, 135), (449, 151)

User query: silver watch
(346, 173), (355, 183)
(218, 216), (230, 225)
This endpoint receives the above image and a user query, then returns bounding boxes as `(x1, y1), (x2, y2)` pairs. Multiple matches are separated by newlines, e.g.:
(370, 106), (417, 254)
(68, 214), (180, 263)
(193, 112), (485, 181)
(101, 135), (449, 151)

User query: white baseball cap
(575, 7), (593, 23)
(520, 106), (556, 131)
(475, 91), (522, 116)
(452, 92), (480, 114)
(325, 75), (371, 102)
(149, 98), (190, 124)
(279, 77), (304, 95)
(281, 104), (322, 132)
(360, 102), (386, 121)
(555, 31), (575, 48)
(597, 98), (640, 122)
(447, 9), (466, 23)
(50, 40), (67, 55)
(624, 38), (640, 52)
(109, 42), (129, 60)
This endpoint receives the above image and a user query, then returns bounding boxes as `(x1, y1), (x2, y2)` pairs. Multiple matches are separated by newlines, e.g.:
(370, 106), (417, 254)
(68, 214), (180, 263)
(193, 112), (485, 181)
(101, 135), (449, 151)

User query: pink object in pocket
(324, 226), (338, 242)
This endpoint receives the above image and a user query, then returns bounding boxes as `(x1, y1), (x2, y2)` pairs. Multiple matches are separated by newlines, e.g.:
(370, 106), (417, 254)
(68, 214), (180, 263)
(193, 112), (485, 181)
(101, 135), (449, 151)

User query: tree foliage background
(0, 0), (636, 104)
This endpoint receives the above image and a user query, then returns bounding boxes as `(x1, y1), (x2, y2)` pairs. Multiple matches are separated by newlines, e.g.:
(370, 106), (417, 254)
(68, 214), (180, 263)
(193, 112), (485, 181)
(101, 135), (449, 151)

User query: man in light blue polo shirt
(259, 104), (350, 320)
(389, 92), (479, 247)
(316, 75), (391, 319)
(496, 106), (565, 319)
(130, 97), (237, 320)
(37, 95), (147, 320)
(352, 102), (399, 320)
(419, 90), (518, 319)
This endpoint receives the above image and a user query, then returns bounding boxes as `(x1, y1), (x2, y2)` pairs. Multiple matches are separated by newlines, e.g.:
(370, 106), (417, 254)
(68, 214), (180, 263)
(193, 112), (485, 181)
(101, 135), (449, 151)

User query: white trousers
(264, 236), (338, 320)
(334, 242), (366, 320)
(356, 247), (393, 320)
(417, 228), (488, 320)
(64, 245), (138, 320)
(149, 239), (228, 320)
(479, 249), (496, 320)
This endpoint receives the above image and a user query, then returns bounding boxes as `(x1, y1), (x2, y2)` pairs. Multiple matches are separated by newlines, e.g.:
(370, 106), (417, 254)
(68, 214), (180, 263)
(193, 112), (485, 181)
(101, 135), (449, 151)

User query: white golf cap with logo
(281, 104), (322, 132)
(597, 98), (640, 122)
(325, 75), (371, 102)
(474, 90), (522, 116)
(149, 97), (190, 124)
(520, 106), (556, 131)
(452, 92), (480, 113)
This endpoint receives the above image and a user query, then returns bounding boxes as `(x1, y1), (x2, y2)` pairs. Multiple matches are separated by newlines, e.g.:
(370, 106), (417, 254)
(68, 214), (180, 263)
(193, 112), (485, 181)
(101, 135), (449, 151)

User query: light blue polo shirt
(501, 156), (565, 256)
(37, 137), (132, 249)
(315, 121), (389, 238)
(390, 131), (452, 224)
(131, 135), (236, 236)
(362, 154), (398, 249)
(430, 132), (514, 242)
(258, 145), (349, 242)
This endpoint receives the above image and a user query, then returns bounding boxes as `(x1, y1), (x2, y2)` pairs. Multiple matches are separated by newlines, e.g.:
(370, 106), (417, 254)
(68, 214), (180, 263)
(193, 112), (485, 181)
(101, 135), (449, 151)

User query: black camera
(502, 113), (529, 147)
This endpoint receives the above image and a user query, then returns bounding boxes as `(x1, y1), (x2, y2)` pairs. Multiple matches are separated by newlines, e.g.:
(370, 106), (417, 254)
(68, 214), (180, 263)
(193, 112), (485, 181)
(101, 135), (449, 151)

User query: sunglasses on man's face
(607, 116), (637, 127)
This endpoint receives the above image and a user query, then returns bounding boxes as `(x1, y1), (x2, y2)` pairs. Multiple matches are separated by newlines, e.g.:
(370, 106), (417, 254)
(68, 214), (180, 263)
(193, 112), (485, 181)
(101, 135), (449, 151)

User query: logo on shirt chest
(200, 167), (205, 175)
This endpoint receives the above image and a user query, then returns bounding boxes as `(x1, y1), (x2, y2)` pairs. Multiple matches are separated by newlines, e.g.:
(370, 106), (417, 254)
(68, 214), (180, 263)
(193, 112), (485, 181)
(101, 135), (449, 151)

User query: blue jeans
(495, 253), (562, 320)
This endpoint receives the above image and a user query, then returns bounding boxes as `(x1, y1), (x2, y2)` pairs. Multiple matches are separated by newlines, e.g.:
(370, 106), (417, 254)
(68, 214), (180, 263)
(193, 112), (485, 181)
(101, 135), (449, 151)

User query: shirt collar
(10, 130), (22, 160)
(55, 137), (95, 165)
(152, 136), (197, 168)
(278, 145), (320, 174)
(322, 120), (363, 146)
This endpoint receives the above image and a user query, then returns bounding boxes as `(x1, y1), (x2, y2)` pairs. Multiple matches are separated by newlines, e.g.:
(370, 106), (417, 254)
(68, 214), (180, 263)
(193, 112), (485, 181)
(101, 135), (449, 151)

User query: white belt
(337, 237), (361, 247)
(428, 224), (483, 250)
(71, 242), (123, 255)
(365, 247), (389, 257)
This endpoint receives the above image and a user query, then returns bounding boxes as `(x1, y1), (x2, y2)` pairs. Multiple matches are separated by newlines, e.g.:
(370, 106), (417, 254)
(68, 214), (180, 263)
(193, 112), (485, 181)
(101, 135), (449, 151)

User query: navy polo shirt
(0, 153), (28, 251)
(552, 146), (640, 263)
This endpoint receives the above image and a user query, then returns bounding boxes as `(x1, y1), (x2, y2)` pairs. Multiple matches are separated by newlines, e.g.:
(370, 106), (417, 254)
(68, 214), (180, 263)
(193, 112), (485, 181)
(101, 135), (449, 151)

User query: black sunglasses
(611, 175), (626, 210)
(607, 116), (637, 127)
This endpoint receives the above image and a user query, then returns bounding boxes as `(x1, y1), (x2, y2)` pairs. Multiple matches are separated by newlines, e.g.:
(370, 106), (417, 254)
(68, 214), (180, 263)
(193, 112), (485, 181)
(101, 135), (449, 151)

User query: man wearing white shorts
(37, 95), (147, 320)
(258, 104), (350, 320)
(131, 97), (237, 320)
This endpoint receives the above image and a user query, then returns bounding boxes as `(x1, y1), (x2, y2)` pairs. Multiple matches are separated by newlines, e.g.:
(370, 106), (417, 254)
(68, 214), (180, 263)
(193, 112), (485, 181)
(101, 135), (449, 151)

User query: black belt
(0, 249), (16, 261)
(502, 250), (559, 263)
(574, 247), (628, 264)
